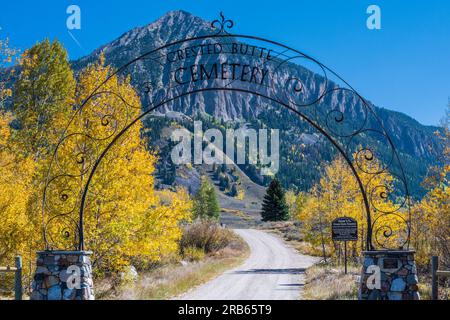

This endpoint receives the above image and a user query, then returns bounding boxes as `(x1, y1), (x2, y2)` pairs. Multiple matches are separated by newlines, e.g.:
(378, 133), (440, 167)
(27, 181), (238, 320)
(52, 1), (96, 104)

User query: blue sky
(0, 0), (448, 126)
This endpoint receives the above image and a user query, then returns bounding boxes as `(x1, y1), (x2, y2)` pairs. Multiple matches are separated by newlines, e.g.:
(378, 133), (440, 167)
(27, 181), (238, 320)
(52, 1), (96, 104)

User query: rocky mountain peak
(71, 10), (443, 198)
(80, 10), (209, 63)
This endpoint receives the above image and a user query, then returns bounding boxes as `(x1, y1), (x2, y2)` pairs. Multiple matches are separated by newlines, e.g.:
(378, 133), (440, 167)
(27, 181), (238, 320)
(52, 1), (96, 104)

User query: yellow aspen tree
(7, 41), (77, 285)
(0, 38), (42, 288)
(297, 154), (400, 259)
(285, 190), (297, 217)
(0, 112), (35, 277)
(9, 39), (192, 276)
(53, 58), (193, 273)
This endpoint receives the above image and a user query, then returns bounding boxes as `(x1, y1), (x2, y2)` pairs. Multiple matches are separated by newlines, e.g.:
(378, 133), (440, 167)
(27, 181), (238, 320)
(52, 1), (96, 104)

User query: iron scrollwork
(211, 11), (234, 35)
(43, 12), (411, 252)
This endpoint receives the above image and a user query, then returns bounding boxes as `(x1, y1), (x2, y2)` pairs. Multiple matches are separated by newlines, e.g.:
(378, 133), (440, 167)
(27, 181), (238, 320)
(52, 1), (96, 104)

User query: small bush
(182, 246), (206, 262)
(180, 220), (236, 254)
(295, 241), (330, 258)
(285, 231), (301, 242)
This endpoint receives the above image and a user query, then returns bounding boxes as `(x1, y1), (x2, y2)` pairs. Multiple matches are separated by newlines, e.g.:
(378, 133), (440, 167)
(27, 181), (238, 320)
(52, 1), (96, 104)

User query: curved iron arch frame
(42, 13), (412, 252)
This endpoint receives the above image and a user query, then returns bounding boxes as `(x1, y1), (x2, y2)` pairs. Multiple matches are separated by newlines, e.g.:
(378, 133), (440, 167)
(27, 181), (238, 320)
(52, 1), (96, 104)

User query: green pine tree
(229, 183), (238, 197)
(261, 178), (289, 221)
(193, 176), (221, 220)
(159, 142), (176, 185)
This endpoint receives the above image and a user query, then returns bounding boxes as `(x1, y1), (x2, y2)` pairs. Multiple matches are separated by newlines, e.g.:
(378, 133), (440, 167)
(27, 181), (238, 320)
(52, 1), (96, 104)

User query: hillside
(142, 113), (265, 224)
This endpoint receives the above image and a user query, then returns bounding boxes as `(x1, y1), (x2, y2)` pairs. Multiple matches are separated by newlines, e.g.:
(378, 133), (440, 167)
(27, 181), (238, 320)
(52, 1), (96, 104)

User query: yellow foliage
(296, 154), (403, 258)
(236, 189), (245, 201)
(0, 112), (36, 280)
(1, 39), (192, 282)
(47, 60), (193, 273)
(0, 39), (40, 284)
(285, 190), (297, 217)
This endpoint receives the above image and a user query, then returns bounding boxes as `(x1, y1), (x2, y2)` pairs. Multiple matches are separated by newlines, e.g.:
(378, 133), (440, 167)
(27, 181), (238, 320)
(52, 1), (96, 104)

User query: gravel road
(178, 229), (318, 300)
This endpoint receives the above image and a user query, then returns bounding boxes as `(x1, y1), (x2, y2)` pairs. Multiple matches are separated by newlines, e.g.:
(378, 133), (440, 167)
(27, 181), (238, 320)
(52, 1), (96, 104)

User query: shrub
(182, 246), (206, 262)
(180, 220), (236, 254)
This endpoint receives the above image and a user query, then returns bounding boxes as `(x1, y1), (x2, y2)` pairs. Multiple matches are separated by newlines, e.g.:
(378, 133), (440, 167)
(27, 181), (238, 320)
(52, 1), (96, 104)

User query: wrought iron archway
(42, 13), (411, 252)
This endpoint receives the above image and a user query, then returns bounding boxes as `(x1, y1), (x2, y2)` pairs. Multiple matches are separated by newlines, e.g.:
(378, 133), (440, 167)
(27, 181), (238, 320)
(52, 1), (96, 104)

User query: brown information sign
(332, 217), (358, 241)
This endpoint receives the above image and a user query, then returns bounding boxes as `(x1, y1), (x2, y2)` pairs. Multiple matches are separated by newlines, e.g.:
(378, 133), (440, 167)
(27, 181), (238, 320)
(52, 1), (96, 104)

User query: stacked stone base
(359, 250), (419, 300)
(31, 251), (95, 300)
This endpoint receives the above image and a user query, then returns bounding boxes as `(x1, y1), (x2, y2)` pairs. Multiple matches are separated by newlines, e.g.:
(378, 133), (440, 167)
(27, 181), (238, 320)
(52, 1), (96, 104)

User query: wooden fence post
(431, 256), (438, 300)
(14, 256), (22, 301)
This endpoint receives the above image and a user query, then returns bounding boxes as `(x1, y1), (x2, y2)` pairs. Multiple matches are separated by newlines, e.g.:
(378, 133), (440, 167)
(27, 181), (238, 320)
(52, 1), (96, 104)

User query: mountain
(29, 11), (450, 198)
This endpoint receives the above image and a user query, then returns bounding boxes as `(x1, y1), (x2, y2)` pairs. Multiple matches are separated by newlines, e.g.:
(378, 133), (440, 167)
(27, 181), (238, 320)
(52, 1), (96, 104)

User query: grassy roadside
(96, 231), (249, 300)
(302, 263), (449, 300)
(302, 263), (359, 300)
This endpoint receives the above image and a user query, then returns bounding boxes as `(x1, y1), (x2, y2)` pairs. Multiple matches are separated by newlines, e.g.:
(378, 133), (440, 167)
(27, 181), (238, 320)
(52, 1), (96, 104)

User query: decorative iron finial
(211, 12), (234, 34)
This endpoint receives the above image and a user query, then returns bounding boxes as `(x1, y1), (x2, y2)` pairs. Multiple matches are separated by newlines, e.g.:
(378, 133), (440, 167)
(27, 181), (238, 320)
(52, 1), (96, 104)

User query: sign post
(332, 217), (358, 274)
(344, 240), (347, 274)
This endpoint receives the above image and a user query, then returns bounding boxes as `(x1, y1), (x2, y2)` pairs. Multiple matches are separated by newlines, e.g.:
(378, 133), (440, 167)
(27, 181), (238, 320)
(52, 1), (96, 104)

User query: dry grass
(260, 221), (303, 241)
(96, 230), (249, 300)
(417, 276), (450, 300)
(303, 264), (450, 300)
(303, 263), (359, 300)
(221, 208), (254, 221)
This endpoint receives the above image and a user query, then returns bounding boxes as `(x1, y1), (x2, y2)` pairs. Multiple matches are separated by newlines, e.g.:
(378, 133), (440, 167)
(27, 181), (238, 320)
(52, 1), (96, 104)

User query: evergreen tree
(193, 176), (221, 220)
(261, 178), (289, 221)
(219, 173), (229, 190)
(229, 183), (238, 197)
(213, 165), (220, 180)
(165, 157), (176, 185)
(158, 142), (176, 185)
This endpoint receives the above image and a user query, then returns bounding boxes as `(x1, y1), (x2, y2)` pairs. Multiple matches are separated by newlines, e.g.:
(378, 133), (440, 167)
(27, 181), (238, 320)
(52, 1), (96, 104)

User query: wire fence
(0, 256), (22, 300)
(431, 256), (450, 300)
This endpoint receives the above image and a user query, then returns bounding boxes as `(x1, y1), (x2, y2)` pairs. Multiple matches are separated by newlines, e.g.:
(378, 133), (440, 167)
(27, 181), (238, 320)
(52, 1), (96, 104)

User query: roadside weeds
(96, 232), (249, 300)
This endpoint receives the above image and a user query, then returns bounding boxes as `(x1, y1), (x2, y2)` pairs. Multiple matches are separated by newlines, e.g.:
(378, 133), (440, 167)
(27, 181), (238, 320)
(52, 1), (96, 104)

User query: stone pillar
(359, 250), (419, 300)
(31, 251), (95, 300)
